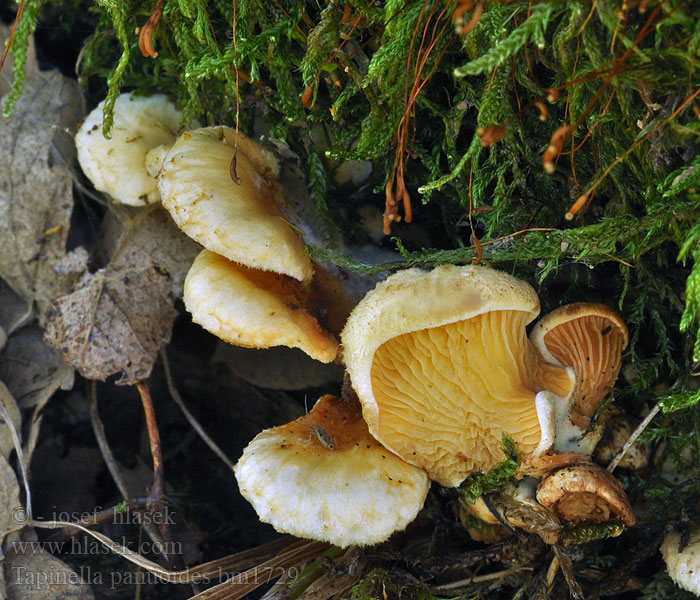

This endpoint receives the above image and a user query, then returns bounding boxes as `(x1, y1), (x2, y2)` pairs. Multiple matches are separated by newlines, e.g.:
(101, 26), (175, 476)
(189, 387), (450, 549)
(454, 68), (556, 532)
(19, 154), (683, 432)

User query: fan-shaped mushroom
(184, 250), (338, 363)
(530, 303), (628, 430)
(341, 265), (576, 487)
(234, 394), (430, 548)
(75, 92), (189, 206)
(154, 126), (313, 282)
(535, 462), (635, 526)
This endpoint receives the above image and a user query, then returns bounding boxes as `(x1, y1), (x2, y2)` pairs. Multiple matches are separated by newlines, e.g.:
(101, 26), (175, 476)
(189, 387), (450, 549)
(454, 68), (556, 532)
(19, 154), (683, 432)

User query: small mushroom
(466, 480), (563, 545)
(184, 250), (338, 363)
(530, 303), (628, 430)
(155, 126), (313, 282)
(75, 92), (190, 206)
(341, 265), (575, 487)
(660, 526), (700, 595)
(535, 462), (635, 527)
(234, 394), (430, 548)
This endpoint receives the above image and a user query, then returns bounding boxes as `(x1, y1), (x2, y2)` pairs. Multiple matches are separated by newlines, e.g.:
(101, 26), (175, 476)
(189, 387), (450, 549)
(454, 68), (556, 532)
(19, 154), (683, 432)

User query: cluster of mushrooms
(73, 92), (697, 595)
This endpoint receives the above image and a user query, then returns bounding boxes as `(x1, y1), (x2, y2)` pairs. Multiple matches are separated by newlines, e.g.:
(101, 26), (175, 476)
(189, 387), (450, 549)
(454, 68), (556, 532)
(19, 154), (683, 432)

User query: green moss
(561, 520), (625, 545)
(457, 436), (520, 505)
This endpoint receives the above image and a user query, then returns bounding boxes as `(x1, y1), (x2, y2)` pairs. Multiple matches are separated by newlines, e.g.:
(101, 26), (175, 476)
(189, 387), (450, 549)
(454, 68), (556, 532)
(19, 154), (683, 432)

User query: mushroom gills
(183, 250), (338, 363)
(534, 306), (627, 429)
(369, 309), (572, 487)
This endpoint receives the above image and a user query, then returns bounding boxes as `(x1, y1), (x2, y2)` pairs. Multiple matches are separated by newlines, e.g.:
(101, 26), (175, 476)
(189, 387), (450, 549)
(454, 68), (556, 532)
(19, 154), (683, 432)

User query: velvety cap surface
(75, 92), (184, 206)
(158, 127), (313, 282)
(234, 394), (430, 547)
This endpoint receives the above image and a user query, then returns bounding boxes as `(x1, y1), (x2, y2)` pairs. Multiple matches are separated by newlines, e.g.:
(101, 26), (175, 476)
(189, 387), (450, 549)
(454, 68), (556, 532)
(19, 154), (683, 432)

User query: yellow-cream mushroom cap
(157, 127), (313, 282)
(75, 92), (185, 206)
(184, 249), (338, 363)
(234, 394), (430, 548)
(661, 527), (700, 596)
(341, 265), (575, 487)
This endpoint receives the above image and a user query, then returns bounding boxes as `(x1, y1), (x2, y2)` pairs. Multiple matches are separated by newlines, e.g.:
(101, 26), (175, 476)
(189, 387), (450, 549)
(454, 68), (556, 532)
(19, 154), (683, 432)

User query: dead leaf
(0, 326), (74, 411)
(0, 326), (74, 468)
(0, 279), (31, 336)
(3, 547), (94, 600)
(0, 29), (87, 324)
(0, 454), (22, 542)
(43, 206), (199, 385)
(0, 382), (22, 462)
(96, 205), (201, 299)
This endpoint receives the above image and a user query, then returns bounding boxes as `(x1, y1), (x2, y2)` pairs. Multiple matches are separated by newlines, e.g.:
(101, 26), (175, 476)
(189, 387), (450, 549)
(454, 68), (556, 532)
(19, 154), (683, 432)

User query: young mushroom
(184, 250), (338, 363)
(535, 462), (635, 527)
(234, 393), (430, 548)
(75, 92), (190, 206)
(341, 265), (576, 487)
(462, 479), (563, 545)
(530, 303), (628, 431)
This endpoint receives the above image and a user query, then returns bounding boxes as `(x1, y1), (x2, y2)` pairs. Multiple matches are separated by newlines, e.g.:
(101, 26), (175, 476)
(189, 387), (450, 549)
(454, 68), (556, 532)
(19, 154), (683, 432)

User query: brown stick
(135, 381), (185, 572)
(160, 349), (233, 467)
(136, 382), (164, 503)
(89, 382), (166, 553)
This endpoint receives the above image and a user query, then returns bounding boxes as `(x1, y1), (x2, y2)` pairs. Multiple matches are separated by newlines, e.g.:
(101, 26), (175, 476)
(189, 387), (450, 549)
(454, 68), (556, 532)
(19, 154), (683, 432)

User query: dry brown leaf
(2, 547), (95, 600)
(0, 279), (31, 336)
(0, 326), (74, 469)
(0, 326), (74, 411)
(0, 453), (22, 544)
(43, 206), (199, 385)
(0, 382), (22, 462)
(96, 205), (201, 299)
(0, 30), (87, 324)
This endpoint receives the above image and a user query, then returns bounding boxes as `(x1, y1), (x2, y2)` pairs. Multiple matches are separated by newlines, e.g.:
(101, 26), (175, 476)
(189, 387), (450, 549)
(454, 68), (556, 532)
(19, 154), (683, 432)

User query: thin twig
(135, 381), (184, 571)
(136, 382), (164, 503)
(435, 567), (533, 590)
(45, 498), (153, 542)
(29, 517), (315, 585)
(607, 402), (660, 473)
(88, 382), (165, 551)
(89, 381), (131, 499)
(160, 349), (234, 467)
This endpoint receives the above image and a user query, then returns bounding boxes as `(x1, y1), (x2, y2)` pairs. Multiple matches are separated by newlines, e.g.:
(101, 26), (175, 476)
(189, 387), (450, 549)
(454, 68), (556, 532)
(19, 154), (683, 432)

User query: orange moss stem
(0, 0), (24, 76)
(138, 0), (164, 58)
